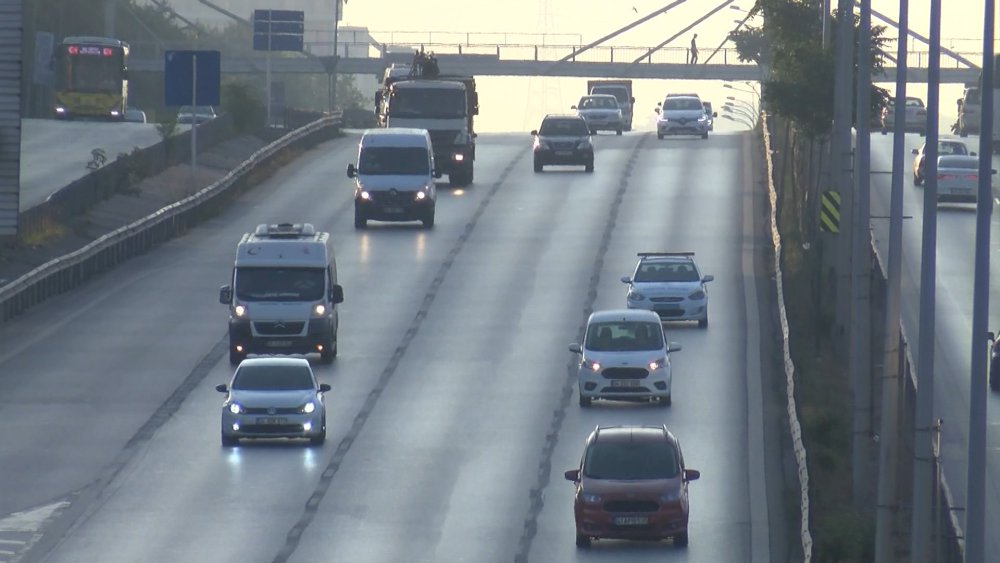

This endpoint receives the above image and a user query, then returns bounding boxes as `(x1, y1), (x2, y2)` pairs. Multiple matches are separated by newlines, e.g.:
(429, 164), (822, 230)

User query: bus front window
(60, 53), (121, 93)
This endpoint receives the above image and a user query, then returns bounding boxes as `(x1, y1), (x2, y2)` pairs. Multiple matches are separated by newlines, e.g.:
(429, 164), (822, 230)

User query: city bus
(53, 36), (129, 120)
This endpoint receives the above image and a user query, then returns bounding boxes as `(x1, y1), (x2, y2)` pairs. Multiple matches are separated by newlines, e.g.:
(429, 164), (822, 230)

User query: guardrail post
(610, 47), (614, 63)
(496, 45), (500, 57)
(534, 45), (538, 61)
(458, 44), (462, 55)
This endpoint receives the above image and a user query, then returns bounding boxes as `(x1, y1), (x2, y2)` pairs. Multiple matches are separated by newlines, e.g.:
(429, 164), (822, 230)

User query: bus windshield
(57, 45), (124, 93)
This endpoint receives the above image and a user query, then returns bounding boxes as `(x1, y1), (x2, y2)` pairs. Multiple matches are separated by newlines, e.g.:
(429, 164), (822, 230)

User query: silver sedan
(935, 154), (993, 205)
(215, 357), (330, 446)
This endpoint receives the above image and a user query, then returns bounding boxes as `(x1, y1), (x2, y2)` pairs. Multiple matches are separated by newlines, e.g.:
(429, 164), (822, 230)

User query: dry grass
(776, 129), (875, 562)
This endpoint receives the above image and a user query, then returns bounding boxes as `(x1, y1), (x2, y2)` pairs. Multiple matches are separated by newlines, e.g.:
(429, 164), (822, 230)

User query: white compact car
(621, 252), (713, 328)
(570, 309), (682, 407)
(216, 357), (330, 447)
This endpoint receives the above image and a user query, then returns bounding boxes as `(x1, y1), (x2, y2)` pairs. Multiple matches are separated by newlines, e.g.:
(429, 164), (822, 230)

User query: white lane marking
(0, 501), (69, 532)
(0, 539), (24, 545)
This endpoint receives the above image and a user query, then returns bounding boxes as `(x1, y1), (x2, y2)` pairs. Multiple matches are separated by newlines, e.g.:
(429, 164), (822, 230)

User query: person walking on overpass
(689, 34), (699, 64)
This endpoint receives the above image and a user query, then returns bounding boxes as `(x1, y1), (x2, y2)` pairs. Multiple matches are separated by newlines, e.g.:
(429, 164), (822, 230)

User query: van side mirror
(702, 274), (714, 283)
(569, 343), (582, 354)
(620, 276), (632, 284)
(471, 92), (479, 115)
(667, 342), (683, 353)
(330, 284), (344, 304)
(530, 130), (538, 136)
(346, 163), (357, 178)
(318, 383), (332, 393)
(630, 96), (635, 103)
(684, 469), (701, 481)
(571, 105), (577, 110)
(433, 168), (443, 179)
(712, 111), (718, 117)
(219, 285), (232, 304)
(215, 383), (228, 393)
(971, 151), (978, 156)
(910, 148), (919, 155)
(564, 469), (580, 482)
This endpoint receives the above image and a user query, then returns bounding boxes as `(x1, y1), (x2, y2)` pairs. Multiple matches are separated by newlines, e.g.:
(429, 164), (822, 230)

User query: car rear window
(233, 364), (315, 390)
(584, 439), (680, 480)
(938, 156), (977, 169)
(585, 321), (664, 351)
(634, 261), (699, 282)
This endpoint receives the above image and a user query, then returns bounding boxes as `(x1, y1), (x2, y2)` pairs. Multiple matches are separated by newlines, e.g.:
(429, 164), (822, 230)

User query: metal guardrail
(0, 112), (342, 324)
(761, 112), (814, 561)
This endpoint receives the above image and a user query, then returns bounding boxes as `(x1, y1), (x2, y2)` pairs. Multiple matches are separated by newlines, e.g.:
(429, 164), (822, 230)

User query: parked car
(564, 425), (701, 549)
(911, 140), (972, 185)
(177, 105), (217, 124)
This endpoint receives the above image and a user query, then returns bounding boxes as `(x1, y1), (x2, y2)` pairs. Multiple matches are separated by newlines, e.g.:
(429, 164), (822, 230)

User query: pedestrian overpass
(127, 44), (981, 84)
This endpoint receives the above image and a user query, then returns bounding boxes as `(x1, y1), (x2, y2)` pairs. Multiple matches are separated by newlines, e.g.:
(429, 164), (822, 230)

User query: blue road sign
(252, 9), (305, 53)
(164, 50), (221, 107)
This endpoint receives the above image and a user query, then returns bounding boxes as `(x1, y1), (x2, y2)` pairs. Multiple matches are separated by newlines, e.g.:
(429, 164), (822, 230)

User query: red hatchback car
(564, 425), (700, 548)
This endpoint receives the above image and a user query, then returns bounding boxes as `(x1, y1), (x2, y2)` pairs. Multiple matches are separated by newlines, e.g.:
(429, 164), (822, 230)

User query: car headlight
(627, 290), (645, 301)
(578, 140), (593, 150)
(359, 190), (372, 200)
(579, 491), (602, 504)
(415, 191), (427, 201)
(584, 359), (601, 372)
(313, 304), (327, 317)
(698, 115), (708, 122)
(228, 403), (243, 414)
(234, 304), (248, 317)
(688, 289), (706, 300)
(648, 357), (667, 371)
(300, 401), (316, 414)
(534, 140), (550, 150)
(661, 489), (682, 502)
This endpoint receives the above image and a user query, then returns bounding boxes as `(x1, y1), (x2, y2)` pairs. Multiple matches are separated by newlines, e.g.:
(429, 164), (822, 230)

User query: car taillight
(938, 174), (955, 180)
(964, 174), (978, 180)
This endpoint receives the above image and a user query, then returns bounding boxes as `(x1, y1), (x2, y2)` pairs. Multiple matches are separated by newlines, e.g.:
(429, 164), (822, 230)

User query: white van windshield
(359, 147), (430, 175)
(235, 267), (326, 302)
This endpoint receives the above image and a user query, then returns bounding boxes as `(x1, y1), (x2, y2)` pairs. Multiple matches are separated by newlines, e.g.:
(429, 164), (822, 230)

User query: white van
(347, 128), (440, 229)
(219, 223), (344, 365)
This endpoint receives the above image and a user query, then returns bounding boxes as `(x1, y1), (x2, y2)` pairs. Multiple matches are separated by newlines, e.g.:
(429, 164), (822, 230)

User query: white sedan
(621, 252), (714, 328)
(935, 155), (992, 205)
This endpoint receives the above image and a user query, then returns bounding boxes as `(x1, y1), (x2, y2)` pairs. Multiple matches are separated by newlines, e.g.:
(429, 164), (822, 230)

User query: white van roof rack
(254, 223), (317, 238)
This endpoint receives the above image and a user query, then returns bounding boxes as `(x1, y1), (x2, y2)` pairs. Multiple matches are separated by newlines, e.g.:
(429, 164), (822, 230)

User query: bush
(222, 80), (265, 134)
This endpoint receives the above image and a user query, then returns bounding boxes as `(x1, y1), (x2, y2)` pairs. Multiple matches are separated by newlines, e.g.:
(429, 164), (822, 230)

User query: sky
(167, 0), (997, 132)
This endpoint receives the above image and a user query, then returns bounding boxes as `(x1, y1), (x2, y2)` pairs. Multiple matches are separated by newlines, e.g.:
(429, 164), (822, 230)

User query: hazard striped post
(820, 190), (841, 233)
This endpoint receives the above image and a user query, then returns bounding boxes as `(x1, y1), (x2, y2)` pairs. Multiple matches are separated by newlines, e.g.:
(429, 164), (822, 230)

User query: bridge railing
(126, 38), (981, 72)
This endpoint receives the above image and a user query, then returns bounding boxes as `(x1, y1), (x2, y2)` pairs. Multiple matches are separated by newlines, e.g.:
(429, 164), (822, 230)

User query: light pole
(723, 103), (756, 124)
(726, 95), (757, 113)
(722, 113), (754, 128)
(724, 82), (760, 107)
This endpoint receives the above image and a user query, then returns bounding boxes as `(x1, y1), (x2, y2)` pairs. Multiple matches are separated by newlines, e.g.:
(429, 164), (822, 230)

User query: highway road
(19, 118), (169, 212)
(0, 131), (771, 562)
(868, 133), (1000, 555)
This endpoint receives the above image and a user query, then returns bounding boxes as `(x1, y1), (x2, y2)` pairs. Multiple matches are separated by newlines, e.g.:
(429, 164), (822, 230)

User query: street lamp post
(721, 113), (754, 128)
(723, 103), (756, 123)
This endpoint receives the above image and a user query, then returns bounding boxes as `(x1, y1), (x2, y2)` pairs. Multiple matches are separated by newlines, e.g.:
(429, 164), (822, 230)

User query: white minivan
(347, 128), (440, 229)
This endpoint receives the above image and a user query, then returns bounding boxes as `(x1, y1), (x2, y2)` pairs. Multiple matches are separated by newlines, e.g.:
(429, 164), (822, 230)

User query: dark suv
(564, 425), (700, 549)
(531, 114), (594, 173)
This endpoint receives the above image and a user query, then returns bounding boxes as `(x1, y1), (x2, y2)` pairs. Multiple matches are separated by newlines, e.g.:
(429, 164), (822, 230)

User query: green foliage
(730, 0), (891, 137)
(336, 75), (368, 111)
(221, 79), (265, 134)
(814, 510), (875, 563)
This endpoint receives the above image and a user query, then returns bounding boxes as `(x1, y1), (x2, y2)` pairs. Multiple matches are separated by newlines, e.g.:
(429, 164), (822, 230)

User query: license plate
(611, 380), (641, 387)
(614, 516), (648, 526)
(265, 340), (293, 347)
(555, 150), (573, 156)
(383, 207), (404, 213)
(256, 417), (287, 425)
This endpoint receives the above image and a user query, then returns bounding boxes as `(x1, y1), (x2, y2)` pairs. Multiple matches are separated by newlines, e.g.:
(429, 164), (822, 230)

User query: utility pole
(850, 0), (873, 507)
(910, 0), (941, 559)
(330, 0), (341, 111)
(873, 1), (907, 559)
(821, 0), (831, 47)
(832, 0), (855, 353)
(965, 0), (994, 560)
